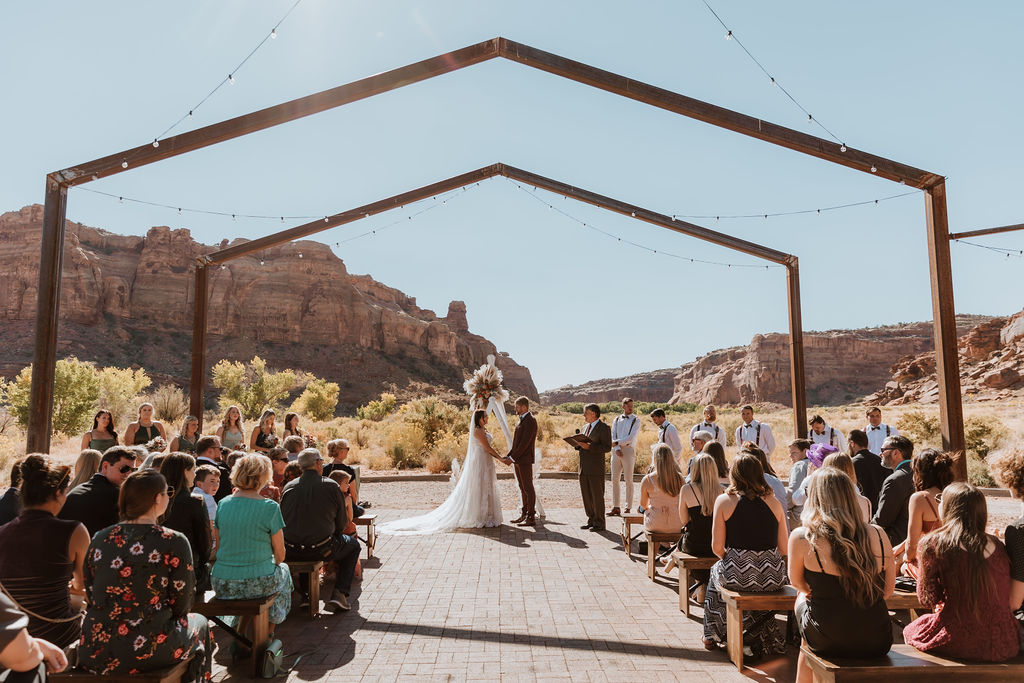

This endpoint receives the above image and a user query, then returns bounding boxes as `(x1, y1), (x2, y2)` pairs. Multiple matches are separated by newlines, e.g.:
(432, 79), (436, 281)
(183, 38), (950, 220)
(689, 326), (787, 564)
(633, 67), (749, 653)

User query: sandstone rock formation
(0, 205), (537, 411)
(540, 368), (678, 405)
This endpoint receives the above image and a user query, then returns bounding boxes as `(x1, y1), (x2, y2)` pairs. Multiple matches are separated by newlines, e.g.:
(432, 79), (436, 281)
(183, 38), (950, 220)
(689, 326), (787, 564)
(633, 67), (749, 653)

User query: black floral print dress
(79, 523), (212, 680)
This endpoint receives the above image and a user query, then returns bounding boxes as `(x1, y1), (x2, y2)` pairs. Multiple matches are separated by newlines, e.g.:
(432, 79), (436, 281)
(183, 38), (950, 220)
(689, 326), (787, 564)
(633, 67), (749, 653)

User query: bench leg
(680, 566), (690, 616)
(621, 521), (629, 554)
(648, 539), (656, 581)
(726, 602), (744, 671)
(308, 570), (320, 618)
(366, 523), (375, 559)
(251, 610), (271, 679)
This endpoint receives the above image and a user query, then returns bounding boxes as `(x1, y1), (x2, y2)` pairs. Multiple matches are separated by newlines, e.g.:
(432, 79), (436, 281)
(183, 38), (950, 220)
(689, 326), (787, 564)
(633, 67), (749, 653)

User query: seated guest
(67, 450), (101, 491)
(225, 450), (246, 473)
(790, 469), (895, 679)
(641, 445), (684, 533)
(871, 435), (915, 545)
(904, 483), (1022, 661)
(678, 454), (726, 605)
(123, 402), (167, 450)
(324, 439), (363, 517)
(821, 453), (872, 523)
(80, 409), (118, 453)
(895, 449), (954, 578)
(140, 452), (166, 471)
(0, 458), (24, 526)
(0, 455), (89, 648)
(250, 409), (278, 454)
(791, 443), (838, 510)
(990, 447), (1024, 613)
(848, 429), (889, 514)
(0, 592), (68, 680)
(192, 465), (220, 530)
(216, 405), (246, 452)
(58, 447), (136, 536)
(281, 449), (359, 612)
(281, 462), (302, 488)
(169, 415), (201, 454)
(786, 439), (812, 529)
(267, 447), (289, 488)
(701, 441), (730, 481)
(684, 430), (714, 480)
(282, 435), (304, 462)
(703, 453), (789, 657)
(326, 470), (362, 580)
(742, 445), (788, 517)
(194, 435), (232, 501)
(211, 455), (292, 630)
(159, 453), (212, 590)
(79, 470), (212, 679)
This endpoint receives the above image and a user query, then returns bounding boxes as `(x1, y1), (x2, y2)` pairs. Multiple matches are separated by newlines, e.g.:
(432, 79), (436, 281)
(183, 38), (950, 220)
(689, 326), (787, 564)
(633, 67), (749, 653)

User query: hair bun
(19, 453), (47, 479)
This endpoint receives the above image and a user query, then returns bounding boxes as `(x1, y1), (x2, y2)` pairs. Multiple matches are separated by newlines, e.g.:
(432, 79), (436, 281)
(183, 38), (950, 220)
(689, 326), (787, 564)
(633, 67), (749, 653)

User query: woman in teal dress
(170, 416), (201, 454)
(216, 405), (245, 451)
(80, 410), (118, 453)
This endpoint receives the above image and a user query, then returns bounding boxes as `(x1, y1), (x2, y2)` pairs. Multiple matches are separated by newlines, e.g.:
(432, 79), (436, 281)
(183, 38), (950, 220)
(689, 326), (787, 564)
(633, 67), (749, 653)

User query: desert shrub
(968, 458), (996, 488)
(896, 410), (942, 449)
(964, 414), (1009, 460)
(356, 392), (396, 421)
(290, 378), (339, 421)
(429, 430), (468, 474)
(385, 421), (425, 469)
(6, 357), (101, 436)
(633, 446), (652, 474)
(365, 452), (393, 470)
(400, 398), (466, 447)
(148, 384), (189, 425)
(95, 366), (151, 427)
(211, 356), (297, 420)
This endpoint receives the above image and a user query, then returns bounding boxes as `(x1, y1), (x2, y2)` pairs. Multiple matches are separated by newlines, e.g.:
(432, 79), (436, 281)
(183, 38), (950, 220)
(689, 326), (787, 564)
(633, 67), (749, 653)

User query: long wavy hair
(913, 448), (955, 492)
(701, 441), (729, 478)
(802, 469), (883, 608)
(91, 409), (118, 441)
(822, 452), (858, 486)
(689, 453), (722, 517)
(220, 405), (244, 433)
(159, 452), (196, 505)
(69, 449), (102, 489)
(257, 409), (276, 434)
(727, 453), (770, 500)
(178, 415), (199, 439)
(652, 445), (683, 498)
(921, 482), (993, 620)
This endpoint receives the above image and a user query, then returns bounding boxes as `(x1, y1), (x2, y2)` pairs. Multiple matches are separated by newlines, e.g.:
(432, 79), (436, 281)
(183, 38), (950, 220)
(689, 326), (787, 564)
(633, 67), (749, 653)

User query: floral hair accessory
(807, 443), (838, 468)
(464, 354), (509, 410)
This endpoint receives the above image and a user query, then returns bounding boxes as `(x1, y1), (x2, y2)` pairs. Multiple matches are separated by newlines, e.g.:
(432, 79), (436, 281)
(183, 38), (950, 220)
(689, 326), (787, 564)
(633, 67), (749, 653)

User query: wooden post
(189, 263), (209, 431)
(26, 176), (68, 454)
(786, 260), (808, 439)
(924, 181), (966, 478)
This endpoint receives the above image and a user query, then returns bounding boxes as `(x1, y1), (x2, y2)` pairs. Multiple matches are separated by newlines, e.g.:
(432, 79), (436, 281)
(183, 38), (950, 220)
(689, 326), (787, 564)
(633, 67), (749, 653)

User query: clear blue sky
(3, 2), (1022, 392)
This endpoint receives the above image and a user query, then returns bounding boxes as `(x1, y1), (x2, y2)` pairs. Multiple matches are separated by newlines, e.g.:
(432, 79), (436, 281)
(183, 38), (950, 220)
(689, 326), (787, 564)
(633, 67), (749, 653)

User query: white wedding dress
(380, 396), (510, 534)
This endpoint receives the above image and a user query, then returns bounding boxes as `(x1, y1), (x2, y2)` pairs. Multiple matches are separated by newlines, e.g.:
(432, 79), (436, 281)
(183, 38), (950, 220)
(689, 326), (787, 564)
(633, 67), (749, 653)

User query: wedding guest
(641, 445), (684, 534)
(864, 407), (899, 455)
(80, 409), (118, 453)
(212, 455), (292, 633)
(226, 450), (246, 472)
(169, 415), (201, 454)
(690, 404), (728, 448)
(282, 435), (304, 461)
(904, 482), (1022, 661)
(849, 429), (889, 514)
(327, 470), (362, 580)
(575, 404), (611, 532)
(703, 453), (789, 656)
(79, 470), (212, 679)
(129, 445), (150, 466)
(786, 439), (812, 529)
(250, 410), (278, 454)
(685, 430), (715, 480)
(895, 449), (954, 579)
(872, 435), (915, 545)
(742, 445), (788, 516)
(194, 435), (232, 501)
(322, 440), (363, 516)
(790, 469), (895, 679)
(216, 405), (245, 452)
(678, 454), (725, 605)
(159, 453), (212, 590)
(267, 447), (289, 488)
(609, 398), (640, 517)
(67, 450), (101, 491)
(282, 412), (303, 440)
(123, 402), (167, 450)
(821, 453), (871, 523)
(0, 592), (69, 680)
(281, 462), (302, 488)
(58, 447), (136, 536)
(649, 409), (682, 459)
(701, 441), (730, 480)
(0, 459), (24, 526)
(0, 455), (88, 648)
(990, 447), (1024, 612)
(192, 465), (220, 527)
(808, 414), (847, 453)
(735, 405), (775, 456)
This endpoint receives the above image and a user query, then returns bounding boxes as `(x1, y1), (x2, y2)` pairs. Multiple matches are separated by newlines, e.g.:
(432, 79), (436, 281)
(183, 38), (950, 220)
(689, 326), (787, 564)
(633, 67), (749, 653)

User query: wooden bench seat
(53, 658), (190, 683)
(354, 513), (377, 558)
(644, 530), (682, 580)
(288, 560), (324, 618)
(619, 513), (644, 554)
(802, 644), (1024, 681)
(671, 551), (717, 616)
(193, 590), (277, 678)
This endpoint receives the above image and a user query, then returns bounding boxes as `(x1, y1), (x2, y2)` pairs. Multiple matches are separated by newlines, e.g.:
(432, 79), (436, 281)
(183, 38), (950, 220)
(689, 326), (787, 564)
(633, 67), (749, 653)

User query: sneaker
(325, 590), (350, 612)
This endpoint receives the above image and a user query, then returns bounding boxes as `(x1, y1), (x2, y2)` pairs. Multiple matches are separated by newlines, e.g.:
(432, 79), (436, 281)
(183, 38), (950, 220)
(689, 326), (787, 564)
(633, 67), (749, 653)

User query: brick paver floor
(211, 508), (796, 682)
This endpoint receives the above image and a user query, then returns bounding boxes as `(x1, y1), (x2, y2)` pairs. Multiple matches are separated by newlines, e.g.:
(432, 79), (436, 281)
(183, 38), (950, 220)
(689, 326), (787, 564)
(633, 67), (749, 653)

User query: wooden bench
(672, 551), (717, 616)
(644, 530), (682, 580)
(802, 644), (1024, 681)
(288, 560), (324, 618)
(354, 513), (377, 558)
(193, 590), (277, 678)
(619, 513), (644, 554)
(53, 658), (190, 683)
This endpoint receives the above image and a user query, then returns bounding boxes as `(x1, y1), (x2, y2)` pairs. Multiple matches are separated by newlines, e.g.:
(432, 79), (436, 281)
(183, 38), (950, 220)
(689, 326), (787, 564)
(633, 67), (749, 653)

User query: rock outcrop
(540, 368), (679, 405)
(0, 205), (537, 411)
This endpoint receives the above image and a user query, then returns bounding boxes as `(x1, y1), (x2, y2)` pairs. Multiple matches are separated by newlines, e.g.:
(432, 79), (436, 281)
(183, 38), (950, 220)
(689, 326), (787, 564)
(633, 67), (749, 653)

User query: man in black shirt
(323, 439), (363, 517)
(194, 436), (233, 501)
(872, 435), (915, 545)
(848, 429), (890, 515)
(58, 448), (135, 536)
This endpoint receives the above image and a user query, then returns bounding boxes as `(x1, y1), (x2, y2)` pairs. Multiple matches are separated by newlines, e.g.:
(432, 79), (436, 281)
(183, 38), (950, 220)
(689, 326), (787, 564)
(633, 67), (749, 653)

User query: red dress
(904, 540), (1022, 661)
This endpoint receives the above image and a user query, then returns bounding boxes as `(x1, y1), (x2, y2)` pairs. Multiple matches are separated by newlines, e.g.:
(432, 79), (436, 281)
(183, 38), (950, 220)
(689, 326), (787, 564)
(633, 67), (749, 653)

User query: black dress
(796, 531), (892, 658)
(161, 492), (212, 591)
(679, 487), (714, 585)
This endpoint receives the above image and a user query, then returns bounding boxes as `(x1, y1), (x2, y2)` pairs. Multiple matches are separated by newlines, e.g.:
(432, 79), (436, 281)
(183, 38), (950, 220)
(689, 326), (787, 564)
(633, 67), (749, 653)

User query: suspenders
(740, 422), (761, 447)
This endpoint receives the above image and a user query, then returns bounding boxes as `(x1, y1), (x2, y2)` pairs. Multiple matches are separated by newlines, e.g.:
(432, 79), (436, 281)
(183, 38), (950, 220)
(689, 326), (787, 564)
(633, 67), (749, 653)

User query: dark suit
(575, 420), (611, 529)
(851, 449), (891, 515)
(0, 488), (20, 527)
(872, 460), (914, 545)
(508, 412), (538, 517)
(58, 473), (119, 537)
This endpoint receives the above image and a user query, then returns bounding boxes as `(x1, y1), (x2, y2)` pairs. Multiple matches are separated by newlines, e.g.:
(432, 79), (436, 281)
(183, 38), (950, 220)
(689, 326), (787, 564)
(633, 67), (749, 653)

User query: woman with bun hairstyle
(895, 448), (954, 578)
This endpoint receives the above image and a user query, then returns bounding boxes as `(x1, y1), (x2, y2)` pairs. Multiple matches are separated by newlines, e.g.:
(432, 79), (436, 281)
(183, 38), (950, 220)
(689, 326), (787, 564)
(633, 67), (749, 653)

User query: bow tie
(743, 423), (753, 429)
(870, 426), (881, 431)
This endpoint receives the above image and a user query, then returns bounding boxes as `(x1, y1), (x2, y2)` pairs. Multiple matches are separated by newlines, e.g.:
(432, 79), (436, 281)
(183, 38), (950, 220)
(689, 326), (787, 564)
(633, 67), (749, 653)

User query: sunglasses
(164, 486), (175, 498)
(119, 464), (136, 474)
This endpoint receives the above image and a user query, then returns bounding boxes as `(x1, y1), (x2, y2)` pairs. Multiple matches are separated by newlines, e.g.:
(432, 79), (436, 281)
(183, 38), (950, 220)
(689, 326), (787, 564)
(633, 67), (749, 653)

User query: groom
(506, 397), (538, 526)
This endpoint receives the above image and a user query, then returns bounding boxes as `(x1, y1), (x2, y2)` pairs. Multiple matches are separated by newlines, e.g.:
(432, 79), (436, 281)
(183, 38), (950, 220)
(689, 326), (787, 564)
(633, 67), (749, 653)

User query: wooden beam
(924, 181), (966, 476)
(26, 176), (68, 454)
(786, 261), (808, 438)
(189, 264), (209, 430)
(949, 222), (1024, 241)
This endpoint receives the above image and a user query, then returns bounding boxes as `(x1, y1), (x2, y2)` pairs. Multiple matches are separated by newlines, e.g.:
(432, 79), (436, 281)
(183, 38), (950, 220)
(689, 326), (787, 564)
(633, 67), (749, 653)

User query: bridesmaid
(124, 403), (167, 450)
(170, 415), (201, 454)
(216, 405), (245, 451)
(249, 410), (277, 454)
(80, 409), (118, 452)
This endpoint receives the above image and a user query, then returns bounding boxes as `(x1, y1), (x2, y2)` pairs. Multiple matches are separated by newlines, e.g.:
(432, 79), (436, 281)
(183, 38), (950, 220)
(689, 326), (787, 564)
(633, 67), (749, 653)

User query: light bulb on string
(119, 196), (123, 204)
(188, 111), (193, 119)
(228, 74), (235, 84)
(271, 28), (277, 39)
(840, 144), (847, 152)
(725, 30), (732, 40)
(260, 259), (264, 266)
(770, 77), (776, 86)
(121, 161), (128, 169)
(152, 140), (159, 148)
(870, 165), (877, 173)
(177, 208), (182, 215)
(220, 265), (226, 270)
(298, 252), (303, 259)
(808, 114), (813, 123)
(232, 214), (236, 221)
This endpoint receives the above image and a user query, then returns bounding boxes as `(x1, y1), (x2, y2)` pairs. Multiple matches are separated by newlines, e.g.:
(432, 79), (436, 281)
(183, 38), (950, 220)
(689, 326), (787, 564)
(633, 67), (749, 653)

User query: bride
(380, 356), (512, 535)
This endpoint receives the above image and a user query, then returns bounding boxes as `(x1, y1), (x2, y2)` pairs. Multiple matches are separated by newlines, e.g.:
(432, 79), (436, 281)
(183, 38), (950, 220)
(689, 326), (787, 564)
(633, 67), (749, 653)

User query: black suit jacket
(872, 461), (914, 545)
(58, 473), (119, 537)
(0, 488), (20, 527)
(851, 449), (891, 515)
(576, 420), (611, 476)
(508, 413), (538, 465)
(162, 492), (212, 587)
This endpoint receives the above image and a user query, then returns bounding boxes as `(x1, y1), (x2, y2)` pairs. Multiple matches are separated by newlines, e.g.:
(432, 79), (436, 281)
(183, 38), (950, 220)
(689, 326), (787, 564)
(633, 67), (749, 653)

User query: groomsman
(574, 404), (611, 532)
(609, 398), (640, 517)
(649, 409), (682, 459)
(808, 415), (848, 453)
(864, 407), (899, 455)
(735, 405), (775, 455)
(690, 404), (728, 447)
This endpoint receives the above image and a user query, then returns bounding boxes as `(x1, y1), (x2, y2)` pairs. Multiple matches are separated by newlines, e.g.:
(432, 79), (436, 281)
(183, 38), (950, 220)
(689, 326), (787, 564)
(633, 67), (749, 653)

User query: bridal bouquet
(464, 354), (509, 410)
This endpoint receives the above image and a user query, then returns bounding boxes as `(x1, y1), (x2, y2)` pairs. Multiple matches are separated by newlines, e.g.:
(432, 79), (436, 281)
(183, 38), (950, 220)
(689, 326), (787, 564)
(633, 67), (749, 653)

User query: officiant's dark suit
(508, 407), (538, 523)
(575, 405), (612, 531)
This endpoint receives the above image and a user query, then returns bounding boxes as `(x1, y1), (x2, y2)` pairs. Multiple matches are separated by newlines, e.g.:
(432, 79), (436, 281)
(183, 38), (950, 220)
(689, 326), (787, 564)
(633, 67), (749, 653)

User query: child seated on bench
(327, 470), (362, 580)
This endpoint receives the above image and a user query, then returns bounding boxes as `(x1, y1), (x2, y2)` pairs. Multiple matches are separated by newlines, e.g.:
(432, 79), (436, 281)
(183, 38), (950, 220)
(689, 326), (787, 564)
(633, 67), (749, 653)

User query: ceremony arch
(28, 37), (962, 458)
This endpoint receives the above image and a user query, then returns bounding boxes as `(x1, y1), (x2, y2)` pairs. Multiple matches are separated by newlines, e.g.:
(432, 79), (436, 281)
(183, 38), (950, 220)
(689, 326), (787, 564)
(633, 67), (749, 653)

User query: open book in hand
(562, 433), (592, 447)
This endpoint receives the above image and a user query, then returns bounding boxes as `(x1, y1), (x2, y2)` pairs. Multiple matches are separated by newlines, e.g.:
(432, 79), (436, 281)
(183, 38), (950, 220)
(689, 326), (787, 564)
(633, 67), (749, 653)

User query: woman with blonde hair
(169, 415), (201, 454)
(123, 402), (167, 450)
(249, 410), (277, 454)
(68, 449), (102, 490)
(641, 445), (684, 533)
(678, 453), (726, 605)
(216, 405), (245, 451)
(790, 469), (895, 681)
(821, 453), (872, 523)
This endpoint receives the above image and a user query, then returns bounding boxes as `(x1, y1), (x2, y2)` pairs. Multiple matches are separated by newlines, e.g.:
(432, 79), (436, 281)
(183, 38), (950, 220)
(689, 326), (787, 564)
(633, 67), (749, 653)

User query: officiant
(574, 404), (612, 532)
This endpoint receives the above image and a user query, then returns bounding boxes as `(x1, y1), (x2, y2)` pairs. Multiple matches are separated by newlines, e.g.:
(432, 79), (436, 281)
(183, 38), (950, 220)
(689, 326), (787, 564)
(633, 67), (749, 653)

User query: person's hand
(504, 457), (513, 464)
(36, 638), (68, 674)
(580, 442), (591, 450)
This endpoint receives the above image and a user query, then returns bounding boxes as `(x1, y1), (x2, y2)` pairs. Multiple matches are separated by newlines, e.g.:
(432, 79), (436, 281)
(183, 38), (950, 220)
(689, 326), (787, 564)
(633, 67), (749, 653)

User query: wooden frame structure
(28, 36), (960, 455)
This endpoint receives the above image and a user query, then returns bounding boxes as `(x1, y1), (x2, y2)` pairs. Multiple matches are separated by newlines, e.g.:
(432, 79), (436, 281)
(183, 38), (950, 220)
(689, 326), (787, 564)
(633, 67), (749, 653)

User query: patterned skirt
(211, 563), (293, 625)
(703, 547), (788, 656)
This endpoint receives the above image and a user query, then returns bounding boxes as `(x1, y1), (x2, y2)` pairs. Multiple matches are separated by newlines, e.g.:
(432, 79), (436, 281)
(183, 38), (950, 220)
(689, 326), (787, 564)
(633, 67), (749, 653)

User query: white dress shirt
(735, 420), (775, 455)
(611, 413), (640, 452)
(657, 421), (683, 458)
(690, 421), (728, 447)
(864, 423), (899, 455)
(810, 423), (848, 453)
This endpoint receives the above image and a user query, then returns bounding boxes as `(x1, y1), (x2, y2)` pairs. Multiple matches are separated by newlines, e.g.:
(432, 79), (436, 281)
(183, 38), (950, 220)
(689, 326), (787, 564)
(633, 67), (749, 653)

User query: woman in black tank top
(124, 402), (167, 450)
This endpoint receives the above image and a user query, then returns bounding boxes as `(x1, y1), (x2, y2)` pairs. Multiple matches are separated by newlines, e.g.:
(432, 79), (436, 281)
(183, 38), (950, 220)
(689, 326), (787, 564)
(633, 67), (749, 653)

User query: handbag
(261, 638), (284, 678)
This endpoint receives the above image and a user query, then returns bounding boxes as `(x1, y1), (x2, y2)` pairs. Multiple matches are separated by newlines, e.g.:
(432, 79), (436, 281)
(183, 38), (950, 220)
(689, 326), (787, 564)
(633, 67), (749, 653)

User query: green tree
(7, 357), (102, 436)
(356, 392), (397, 421)
(291, 378), (340, 422)
(211, 356), (296, 420)
(96, 366), (151, 427)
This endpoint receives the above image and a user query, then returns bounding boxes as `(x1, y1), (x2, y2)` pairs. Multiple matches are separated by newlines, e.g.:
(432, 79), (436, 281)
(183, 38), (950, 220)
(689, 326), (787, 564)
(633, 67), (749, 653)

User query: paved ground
(210, 505), (794, 682)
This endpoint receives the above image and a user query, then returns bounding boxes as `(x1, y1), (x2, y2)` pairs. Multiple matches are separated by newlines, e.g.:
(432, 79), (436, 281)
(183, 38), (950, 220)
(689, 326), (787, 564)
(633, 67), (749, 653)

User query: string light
(954, 239), (1024, 259)
(330, 186), (473, 249)
(670, 189), (917, 221)
(121, 161), (128, 169)
(270, 29), (277, 39)
(228, 74), (235, 84)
